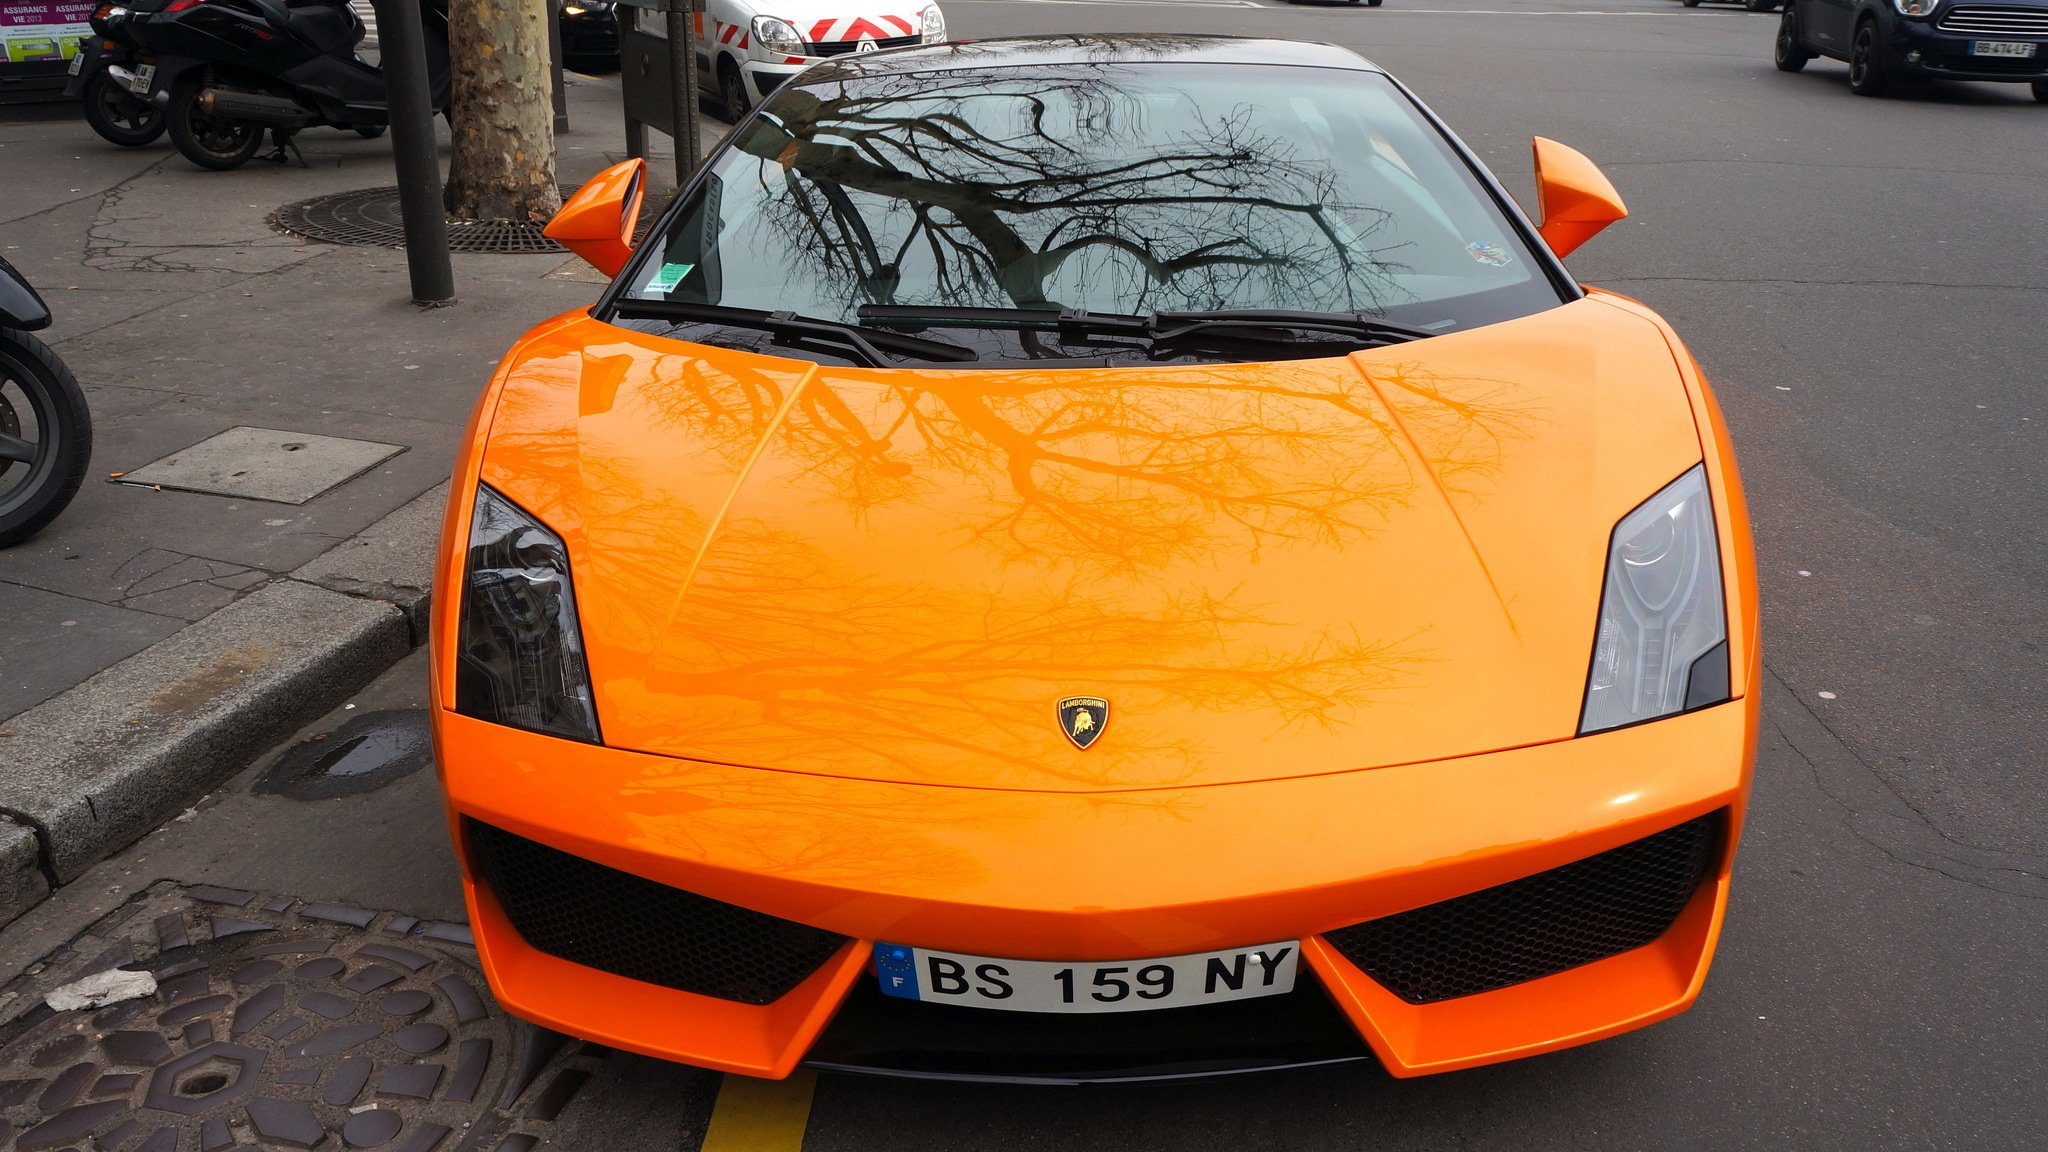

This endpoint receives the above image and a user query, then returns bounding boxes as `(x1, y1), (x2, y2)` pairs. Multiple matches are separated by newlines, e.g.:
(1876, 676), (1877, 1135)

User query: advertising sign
(2, 1), (93, 65)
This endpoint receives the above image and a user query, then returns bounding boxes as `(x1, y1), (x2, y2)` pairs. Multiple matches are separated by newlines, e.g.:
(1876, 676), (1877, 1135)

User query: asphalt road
(7, 1), (2043, 1149)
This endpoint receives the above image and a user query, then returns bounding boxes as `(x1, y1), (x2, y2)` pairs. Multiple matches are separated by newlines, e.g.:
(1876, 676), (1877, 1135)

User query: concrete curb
(0, 483), (448, 924)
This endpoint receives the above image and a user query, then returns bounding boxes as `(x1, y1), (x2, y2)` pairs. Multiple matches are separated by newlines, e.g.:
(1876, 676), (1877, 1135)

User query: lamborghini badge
(1057, 696), (1109, 750)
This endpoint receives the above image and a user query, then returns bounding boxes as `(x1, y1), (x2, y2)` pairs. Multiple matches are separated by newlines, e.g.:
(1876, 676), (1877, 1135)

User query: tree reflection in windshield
(634, 57), (1554, 339)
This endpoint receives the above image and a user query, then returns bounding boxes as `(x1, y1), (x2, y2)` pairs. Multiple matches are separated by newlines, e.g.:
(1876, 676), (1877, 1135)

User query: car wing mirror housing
(545, 159), (648, 279)
(1531, 137), (1627, 259)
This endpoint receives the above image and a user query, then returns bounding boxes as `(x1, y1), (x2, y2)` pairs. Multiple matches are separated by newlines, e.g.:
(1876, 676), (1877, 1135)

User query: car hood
(479, 295), (1705, 792)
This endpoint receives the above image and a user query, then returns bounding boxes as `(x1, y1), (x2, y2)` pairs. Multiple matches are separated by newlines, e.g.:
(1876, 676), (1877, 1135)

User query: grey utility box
(616, 0), (706, 185)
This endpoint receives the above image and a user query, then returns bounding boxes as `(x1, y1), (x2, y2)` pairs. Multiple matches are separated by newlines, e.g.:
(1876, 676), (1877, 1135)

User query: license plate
(69, 53), (85, 76)
(128, 64), (153, 96)
(872, 940), (1300, 1014)
(1970, 40), (2037, 58)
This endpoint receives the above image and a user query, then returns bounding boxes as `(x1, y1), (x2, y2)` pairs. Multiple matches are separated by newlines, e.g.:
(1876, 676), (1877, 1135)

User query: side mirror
(1530, 137), (1627, 259)
(544, 158), (648, 279)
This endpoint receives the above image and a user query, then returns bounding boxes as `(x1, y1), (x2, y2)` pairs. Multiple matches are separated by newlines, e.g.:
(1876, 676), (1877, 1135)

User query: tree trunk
(444, 0), (562, 222)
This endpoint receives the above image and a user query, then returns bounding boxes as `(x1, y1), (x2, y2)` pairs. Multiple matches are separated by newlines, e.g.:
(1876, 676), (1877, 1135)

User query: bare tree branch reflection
(711, 64), (1419, 317)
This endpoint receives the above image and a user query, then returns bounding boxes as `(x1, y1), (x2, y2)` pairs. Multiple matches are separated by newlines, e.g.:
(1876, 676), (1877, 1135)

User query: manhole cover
(116, 426), (405, 505)
(0, 884), (598, 1151)
(271, 187), (589, 255)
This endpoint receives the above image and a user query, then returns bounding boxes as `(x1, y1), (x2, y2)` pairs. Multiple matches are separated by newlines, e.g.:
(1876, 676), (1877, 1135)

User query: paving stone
(323, 1055), (372, 1106)
(153, 915), (190, 952)
(393, 1024), (448, 1055)
(343, 965), (404, 995)
(304, 903), (377, 929)
(18, 1098), (126, 1149)
(342, 1106), (403, 1147)
(357, 945), (431, 974)
(378, 991), (431, 1018)
(246, 1096), (327, 1147)
(375, 1062), (442, 1100)
(99, 1031), (171, 1067)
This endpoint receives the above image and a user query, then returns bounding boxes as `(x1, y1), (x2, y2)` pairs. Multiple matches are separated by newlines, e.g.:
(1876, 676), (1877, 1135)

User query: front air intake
(466, 820), (848, 1005)
(1323, 811), (1722, 1004)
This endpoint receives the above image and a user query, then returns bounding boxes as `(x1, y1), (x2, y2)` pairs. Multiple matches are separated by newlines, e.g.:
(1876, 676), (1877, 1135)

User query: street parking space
(2, 0), (2041, 1148)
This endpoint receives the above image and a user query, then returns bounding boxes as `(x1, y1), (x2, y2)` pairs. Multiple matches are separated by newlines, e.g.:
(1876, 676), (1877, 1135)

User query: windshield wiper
(855, 305), (1435, 349)
(1150, 308), (1436, 346)
(614, 299), (978, 368)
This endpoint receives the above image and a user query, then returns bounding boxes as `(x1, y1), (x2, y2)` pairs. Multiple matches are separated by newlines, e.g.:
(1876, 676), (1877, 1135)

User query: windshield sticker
(647, 262), (695, 293)
(1465, 241), (1513, 268)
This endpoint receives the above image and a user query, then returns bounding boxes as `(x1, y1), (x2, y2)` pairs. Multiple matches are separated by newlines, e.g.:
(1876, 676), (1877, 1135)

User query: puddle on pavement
(256, 709), (432, 800)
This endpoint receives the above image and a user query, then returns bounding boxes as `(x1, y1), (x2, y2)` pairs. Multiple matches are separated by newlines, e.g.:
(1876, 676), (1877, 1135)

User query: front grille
(466, 820), (848, 1005)
(1324, 812), (1722, 1004)
(1937, 6), (2048, 35)
(806, 33), (920, 56)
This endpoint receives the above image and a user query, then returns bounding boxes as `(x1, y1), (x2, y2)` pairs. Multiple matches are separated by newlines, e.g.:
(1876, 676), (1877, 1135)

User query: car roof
(799, 34), (1387, 84)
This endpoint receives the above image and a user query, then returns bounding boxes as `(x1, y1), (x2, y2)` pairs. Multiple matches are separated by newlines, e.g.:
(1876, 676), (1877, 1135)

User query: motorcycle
(0, 258), (92, 548)
(65, 6), (169, 148)
(121, 0), (450, 171)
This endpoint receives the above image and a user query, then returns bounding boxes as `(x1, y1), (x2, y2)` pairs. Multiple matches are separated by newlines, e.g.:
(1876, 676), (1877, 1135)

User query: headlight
(751, 15), (805, 56)
(920, 3), (946, 43)
(1580, 464), (1729, 734)
(1891, 0), (1938, 14)
(456, 486), (601, 743)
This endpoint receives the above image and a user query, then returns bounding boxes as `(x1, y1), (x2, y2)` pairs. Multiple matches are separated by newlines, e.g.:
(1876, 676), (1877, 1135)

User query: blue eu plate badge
(874, 943), (921, 1000)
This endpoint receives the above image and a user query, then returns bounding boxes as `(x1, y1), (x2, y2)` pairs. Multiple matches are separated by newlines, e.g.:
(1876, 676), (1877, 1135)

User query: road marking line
(701, 1070), (819, 1152)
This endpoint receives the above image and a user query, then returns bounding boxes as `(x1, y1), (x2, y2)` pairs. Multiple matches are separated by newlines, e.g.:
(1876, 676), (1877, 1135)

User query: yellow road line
(700, 1069), (818, 1152)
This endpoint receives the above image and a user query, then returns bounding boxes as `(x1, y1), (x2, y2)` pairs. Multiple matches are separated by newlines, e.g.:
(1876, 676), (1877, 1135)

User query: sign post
(617, 0), (703, 187)
(367, 0), (454, 305)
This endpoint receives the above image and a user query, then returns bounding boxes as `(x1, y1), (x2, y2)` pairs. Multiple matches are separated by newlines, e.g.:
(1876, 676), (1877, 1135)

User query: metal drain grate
(271, 186), (584, 254)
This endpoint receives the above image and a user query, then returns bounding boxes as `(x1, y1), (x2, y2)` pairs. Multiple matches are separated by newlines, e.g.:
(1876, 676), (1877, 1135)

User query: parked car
(1776, 0), (2048, 98)
(439, 34), (1762, 1084)
(626, 0), (947, 120)
(559, 0), (620, 72)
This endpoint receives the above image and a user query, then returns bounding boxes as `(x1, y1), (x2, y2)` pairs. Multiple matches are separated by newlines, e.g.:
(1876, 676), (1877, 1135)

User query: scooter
(122, 0), (450, 171)
(0, 258), (92, 548)
(65, 5), (169, 148)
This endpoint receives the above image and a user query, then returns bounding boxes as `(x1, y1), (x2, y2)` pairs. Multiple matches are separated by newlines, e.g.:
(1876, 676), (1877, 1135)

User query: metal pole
(373, 0), (454, 305)
(548, 0), (568, 135)
(662, 0), (701, 186)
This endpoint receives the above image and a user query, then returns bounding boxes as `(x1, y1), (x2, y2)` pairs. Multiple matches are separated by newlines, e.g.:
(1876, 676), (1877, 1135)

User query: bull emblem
(1056, 696), (1109, 750)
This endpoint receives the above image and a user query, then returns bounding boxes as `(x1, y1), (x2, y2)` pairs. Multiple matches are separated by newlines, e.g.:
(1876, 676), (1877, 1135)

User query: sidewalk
(0, 72), (727, 924)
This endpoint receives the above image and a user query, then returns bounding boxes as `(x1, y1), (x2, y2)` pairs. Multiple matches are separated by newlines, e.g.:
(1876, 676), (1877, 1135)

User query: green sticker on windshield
(647, 262), (694, 292)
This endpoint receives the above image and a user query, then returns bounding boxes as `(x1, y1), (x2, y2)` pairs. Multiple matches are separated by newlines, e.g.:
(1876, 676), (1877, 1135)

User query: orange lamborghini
(432, 36), (1759, 1083)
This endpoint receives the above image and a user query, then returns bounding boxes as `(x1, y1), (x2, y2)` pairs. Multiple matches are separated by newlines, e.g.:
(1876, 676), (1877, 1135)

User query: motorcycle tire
(167, 80), (266, 171)
(0, 328), (92, 548)
(81, 70), (167, 147)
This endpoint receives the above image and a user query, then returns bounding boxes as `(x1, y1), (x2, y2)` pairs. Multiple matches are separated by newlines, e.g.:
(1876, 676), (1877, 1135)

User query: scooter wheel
(0, 328), (92, 548)
(167, 79), (266, 171)
(81, 70), (167, 147)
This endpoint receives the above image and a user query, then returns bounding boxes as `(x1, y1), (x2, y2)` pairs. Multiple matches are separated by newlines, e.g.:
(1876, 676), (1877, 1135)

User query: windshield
(616, 61), (1564, 362)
